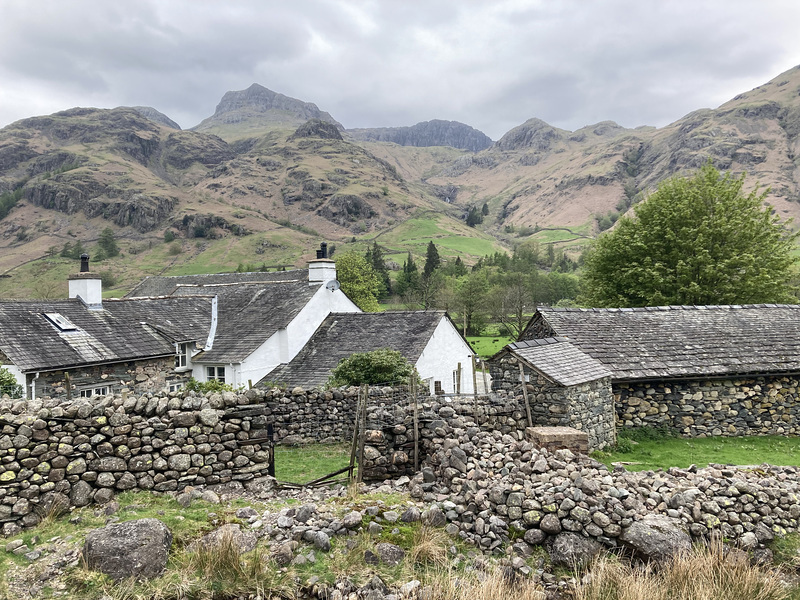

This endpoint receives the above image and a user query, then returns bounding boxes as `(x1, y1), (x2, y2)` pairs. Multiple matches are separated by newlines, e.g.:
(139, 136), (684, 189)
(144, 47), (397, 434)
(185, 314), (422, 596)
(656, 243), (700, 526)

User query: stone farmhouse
(126, 249), (360, 389)
(261, 311), (478, 394)
(0, 260), (215, 399)
(1, 244), (481, 399)
(492, 305), (800, 448)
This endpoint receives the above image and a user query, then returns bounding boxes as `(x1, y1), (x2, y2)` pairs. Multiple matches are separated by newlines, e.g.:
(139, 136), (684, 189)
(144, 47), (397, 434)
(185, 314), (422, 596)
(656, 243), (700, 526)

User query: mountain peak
(191, 84), (342, 137)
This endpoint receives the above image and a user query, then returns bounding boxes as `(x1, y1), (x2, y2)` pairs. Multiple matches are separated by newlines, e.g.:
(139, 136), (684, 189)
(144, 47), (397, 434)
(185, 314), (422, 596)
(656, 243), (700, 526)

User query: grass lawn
(274, 442), (353, 483)
(467, 335), (512, 358)
(594, 429), (800, 471)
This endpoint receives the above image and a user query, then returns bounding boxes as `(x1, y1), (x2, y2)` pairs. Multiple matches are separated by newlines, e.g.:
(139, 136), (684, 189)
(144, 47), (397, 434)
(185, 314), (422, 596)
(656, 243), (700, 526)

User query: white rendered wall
(236, 285), (361, 387)
(415, 318), (476, 394)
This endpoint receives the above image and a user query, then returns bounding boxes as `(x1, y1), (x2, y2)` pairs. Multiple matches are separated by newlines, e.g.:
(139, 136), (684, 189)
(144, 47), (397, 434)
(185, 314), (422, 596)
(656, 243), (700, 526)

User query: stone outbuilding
(490, 337), (615, 449)
(516, 305), (800, 438)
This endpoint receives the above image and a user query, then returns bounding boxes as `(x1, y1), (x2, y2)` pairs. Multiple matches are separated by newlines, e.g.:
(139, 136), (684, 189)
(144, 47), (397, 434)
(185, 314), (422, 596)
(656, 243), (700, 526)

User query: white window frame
(175, 342), (190, 371)
(79, 385), (109, 398)
(168, 381), (185, 393)
(206, 366), (225, 383)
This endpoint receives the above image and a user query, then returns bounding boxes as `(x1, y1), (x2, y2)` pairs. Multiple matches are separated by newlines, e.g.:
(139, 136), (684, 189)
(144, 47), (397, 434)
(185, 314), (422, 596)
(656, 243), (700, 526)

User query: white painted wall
(194, 285), (361, 388)
(415, 317), (476, 395)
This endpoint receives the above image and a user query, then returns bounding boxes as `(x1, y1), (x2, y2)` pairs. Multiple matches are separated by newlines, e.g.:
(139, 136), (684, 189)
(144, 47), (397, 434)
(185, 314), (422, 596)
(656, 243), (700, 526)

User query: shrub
(185, 378), (234, 393)
(0, 367), (22, 398)
(164, 230), (176, 243)
(328, 348), (416, 386)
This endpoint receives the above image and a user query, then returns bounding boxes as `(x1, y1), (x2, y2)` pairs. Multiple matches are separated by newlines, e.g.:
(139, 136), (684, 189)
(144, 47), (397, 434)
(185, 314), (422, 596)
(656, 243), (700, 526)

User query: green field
(274, 442), (353, 483)
(467, 335), (512, 358)
(594, 430), (800, 471)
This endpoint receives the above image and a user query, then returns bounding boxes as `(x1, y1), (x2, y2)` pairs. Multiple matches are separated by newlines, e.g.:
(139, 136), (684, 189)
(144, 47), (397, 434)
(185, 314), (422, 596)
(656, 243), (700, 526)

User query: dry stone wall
(0, 389), (272, 535)
(410, 405), (800, 556)
(616, 375), (800, 437)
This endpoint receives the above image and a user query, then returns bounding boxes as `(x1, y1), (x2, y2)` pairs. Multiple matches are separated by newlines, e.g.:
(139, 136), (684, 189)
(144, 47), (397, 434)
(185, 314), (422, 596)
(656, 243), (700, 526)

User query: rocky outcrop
(83, 518), (172, 580)
(129, 106), (181, 130)
(24, 174), (177, 232)
(349, 120), (492, 152)
(162, 131), (234, 169)
(495, 118), (564, 152)
(290, 119), (344, 141)
(317, 194), (377, 227)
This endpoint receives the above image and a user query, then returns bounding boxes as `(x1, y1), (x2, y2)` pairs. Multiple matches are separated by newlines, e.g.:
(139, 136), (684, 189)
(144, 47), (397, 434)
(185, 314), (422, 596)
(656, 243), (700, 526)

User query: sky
(1, 0), (799, 141)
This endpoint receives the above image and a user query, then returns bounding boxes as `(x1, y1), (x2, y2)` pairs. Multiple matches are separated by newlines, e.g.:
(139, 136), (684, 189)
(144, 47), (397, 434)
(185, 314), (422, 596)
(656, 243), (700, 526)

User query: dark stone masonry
(488, 354), (616, 450)
(615, 375), (800, 437)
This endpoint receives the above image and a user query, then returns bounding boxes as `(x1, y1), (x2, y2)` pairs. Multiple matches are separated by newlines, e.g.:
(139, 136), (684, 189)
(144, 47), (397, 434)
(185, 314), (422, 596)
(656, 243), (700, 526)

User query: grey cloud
(0, 0), (799, 138)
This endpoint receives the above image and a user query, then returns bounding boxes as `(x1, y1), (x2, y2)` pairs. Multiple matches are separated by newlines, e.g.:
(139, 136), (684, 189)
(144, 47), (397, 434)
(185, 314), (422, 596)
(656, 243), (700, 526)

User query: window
(206, 366), (225, 383)
(79, 386), (108, 398)
(175, 343), (189, 370)
(434, 380), (443, 395)
(168, 382), (184, 393)
(44, 313), (78, 332)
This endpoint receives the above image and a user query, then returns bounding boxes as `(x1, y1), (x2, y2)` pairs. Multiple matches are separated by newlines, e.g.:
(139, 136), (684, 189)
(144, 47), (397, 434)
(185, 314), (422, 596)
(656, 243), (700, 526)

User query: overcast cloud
(0, 0), (799, 140)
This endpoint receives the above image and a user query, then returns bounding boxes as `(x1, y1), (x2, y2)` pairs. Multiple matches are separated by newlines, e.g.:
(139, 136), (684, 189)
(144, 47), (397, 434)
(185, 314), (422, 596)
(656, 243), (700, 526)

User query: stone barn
(513, 305), (800, 438)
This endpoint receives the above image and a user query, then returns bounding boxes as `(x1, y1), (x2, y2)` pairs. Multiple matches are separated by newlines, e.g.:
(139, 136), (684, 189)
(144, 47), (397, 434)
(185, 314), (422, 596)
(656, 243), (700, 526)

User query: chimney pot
(316, 242), (328, 259)
(80, 253), (90, 273)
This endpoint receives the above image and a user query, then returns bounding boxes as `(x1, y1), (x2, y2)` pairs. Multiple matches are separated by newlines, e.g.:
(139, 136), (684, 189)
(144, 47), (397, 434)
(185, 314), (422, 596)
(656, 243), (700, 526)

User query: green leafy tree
(336, 250), (381, 311)
(453, 270), (490, 335)
(97, 227), (119, 259)
(423, 241), (441, 278)
(466, 206), (484, 227)
(481, 202), (490, 216)
(0, 367), (22, 399)
(328, 348), (416, 386)
(582, 163), (800, 307)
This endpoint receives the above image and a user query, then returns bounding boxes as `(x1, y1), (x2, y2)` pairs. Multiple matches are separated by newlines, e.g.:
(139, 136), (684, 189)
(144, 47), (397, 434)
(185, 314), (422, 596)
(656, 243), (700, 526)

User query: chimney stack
(80, 253), (90, 273)
(68, 254), (103, 309)
(308, 242), (336, 285)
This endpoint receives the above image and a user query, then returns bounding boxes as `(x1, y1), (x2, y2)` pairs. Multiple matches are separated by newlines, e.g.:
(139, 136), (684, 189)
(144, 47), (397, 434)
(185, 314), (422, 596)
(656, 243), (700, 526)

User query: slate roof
(0, 296), (213, 372)
(127, 270), (306, 298)
(174, 280), (319, 363)
(261, 311), (453, 387)
(103, 296), (214, 345)
(524, 305), (800, 381)
(506, 338), (612, 386)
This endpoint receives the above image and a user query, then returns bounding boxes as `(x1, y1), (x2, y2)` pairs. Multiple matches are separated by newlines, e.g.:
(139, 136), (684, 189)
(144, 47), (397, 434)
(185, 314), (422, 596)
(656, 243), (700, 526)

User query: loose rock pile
(409, 407), (800, 564)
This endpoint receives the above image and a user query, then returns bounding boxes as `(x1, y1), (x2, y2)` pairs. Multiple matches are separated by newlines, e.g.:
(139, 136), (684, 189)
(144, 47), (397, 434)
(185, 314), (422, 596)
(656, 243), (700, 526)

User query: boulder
(547, 532), (603, 567)
(83, 518), (172, 581)
(619, 515), (691, 563)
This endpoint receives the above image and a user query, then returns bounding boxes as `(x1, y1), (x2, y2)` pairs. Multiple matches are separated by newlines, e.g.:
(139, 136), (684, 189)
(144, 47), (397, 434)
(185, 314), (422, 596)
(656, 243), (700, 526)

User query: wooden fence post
(519, 362), (533, 428)
(348, 390), (362, 482)
(412, 375), (419, 472)
(357, 384), (367, 483)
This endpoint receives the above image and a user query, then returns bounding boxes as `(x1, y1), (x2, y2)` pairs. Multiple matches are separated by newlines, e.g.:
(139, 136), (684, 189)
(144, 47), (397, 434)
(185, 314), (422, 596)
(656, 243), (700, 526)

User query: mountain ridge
(2, 65), (800, 298)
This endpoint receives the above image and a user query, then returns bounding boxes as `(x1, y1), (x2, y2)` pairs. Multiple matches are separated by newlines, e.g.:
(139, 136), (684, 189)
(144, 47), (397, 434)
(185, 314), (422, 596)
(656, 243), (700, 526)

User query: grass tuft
(572, 542), (788, 600)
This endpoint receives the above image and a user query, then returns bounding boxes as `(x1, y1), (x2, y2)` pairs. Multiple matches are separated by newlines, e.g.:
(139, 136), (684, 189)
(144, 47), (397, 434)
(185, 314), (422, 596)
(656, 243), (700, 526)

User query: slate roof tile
(0, 296), (212, 372)
(507, 338), (611, 386)
(126, 270), (308, 298)
(176, 280), (319, 363)
(526, 305), (800, 381)
(261, 311), (453, 388)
